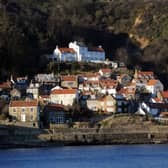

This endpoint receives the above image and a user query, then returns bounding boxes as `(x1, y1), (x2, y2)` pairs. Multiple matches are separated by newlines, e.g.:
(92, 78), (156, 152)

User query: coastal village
(0, 41), (168, 130)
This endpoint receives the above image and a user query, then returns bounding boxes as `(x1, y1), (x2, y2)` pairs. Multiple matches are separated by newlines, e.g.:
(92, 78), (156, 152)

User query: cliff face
(0, 0), (168, 76)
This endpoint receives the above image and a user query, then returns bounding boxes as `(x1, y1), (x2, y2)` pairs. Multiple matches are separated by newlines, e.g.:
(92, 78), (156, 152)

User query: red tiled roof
(147, 80), (159, 86)
(88, 47), (104, 52)
(84, 73), (100, 78)
(0, 82), (11, 89)
(161, 91), (168, 99)
(10, 100), (38, 107)
(51, 89), (77, 95)
(160, 112), (168, 117)
(99, 68), (112, 73)
(61, 75), (77, 81)
(118, 88), (136, 95)
(59, 48), (76, 53)
(100, 79), (118, 88)
(84, 80), (100, 85)
(153, 98), (162, 103)
(137, 71), (154, 76)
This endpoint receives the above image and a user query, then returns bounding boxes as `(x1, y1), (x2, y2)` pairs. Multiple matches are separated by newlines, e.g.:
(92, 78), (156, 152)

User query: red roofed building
(50, 88), (78, 106)
(9, 99), (39, 125)
(146, 79), (163, 95)
(69, 41), (105, 61)
(99, 68), (112, 78)
(83, 72), (100, 81)
(134, 70), (154, 80)
(157, 91), (168, 102)
(0, 82), (11, 91)
(99, 79), (118, 95)
(61, 75), (78, 88)
(53, 46), (77, 62)
(118, 88), (136, 99)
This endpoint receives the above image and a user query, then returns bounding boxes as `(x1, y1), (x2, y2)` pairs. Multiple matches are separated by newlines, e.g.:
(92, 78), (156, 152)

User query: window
(13, 108), (16, 113)
(30, 108), (34, 112)
(30, 115), (34, 121)
(22, 108), (25, 112)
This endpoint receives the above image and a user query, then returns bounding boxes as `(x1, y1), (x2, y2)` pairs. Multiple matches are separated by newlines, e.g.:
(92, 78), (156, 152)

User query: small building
(15, 76), (28, 90)
(134, 70), (154, 80)
(26, 82), (40, 99)
(157, 91), (168, 103)
(99, 68), (112, 78)
(86, 99), (99, 112)
(0, 81), (11, 92)
(99, 79), (118, 95)
(98, 95), (117, 114)
(9, 99), (39, 126)
(0, 81), (12, 101)
(50, 88), (78, 106)
(61, 75), (78, 89)
(53, 46), (77, 62)
(83, 73), (100, 81)
(69, 41), (105, 62)
(117, 74), (132, 87)
(43, 104), (67, 128)
(115, 94), (129, 113)
(10, 88), (21, 99)
(146, 79), (164, 95)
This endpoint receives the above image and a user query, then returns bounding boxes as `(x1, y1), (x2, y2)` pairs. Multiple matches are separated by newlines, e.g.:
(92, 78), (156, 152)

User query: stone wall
(1, 125), (168, 148)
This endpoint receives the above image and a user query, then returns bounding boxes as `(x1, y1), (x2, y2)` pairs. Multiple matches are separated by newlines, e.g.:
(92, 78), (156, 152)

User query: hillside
(0, 0), (168, 79)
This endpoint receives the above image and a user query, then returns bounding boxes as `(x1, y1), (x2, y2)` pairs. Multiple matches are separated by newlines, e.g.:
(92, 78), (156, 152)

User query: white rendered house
(53, 46), (77, 62)
(69, 41), (105, 62)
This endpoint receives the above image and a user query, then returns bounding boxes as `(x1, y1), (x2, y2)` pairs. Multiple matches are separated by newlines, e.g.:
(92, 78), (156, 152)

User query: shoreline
(1, 127), (168, 149)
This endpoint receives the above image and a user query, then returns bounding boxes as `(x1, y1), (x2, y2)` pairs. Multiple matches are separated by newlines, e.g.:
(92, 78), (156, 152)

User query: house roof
(84, 80), (100, 86)
(10, 100), (38, 107)
(84, 73), (100, 78)
(137, 71), (154, 76)
(0, 82), (11, 89)
(99, 68), (112, 73)
(118, 88), (136, 95)
(88, 46), (104, 52)
(61, 75), (77, 81)
(160, 112), (168, 117)
(51, 89), (77, 95)
(147, 80), (159, 86)
(59, 48), (76, 53)
(100, 79), (118, 88)
(161, 91), (168, 99)
(153, 97), (162, 103)
(45, 104), (65, 111)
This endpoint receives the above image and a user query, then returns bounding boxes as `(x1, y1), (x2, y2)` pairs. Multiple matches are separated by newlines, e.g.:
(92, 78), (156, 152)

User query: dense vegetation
(0, 0), (168, 81)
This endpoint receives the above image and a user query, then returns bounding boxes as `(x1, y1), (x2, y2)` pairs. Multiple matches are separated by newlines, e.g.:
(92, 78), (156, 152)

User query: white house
(145, 79), (164, 95)
(50, 88), (78, 106)
(26, 83), (40, 99)
(69, 41), (105, 62)
(53, 46), (77, 62)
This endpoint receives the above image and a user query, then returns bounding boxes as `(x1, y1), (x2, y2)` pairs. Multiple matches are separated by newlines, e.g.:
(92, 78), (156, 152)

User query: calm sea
(0, 145), (168, 168)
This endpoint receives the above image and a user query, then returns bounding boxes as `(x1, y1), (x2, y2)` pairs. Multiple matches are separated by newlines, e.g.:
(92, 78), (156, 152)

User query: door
(21, 114), (26, 122)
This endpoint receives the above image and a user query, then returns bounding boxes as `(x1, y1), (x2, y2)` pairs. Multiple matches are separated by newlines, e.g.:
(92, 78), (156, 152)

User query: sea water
(0, 145), (168, 168)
